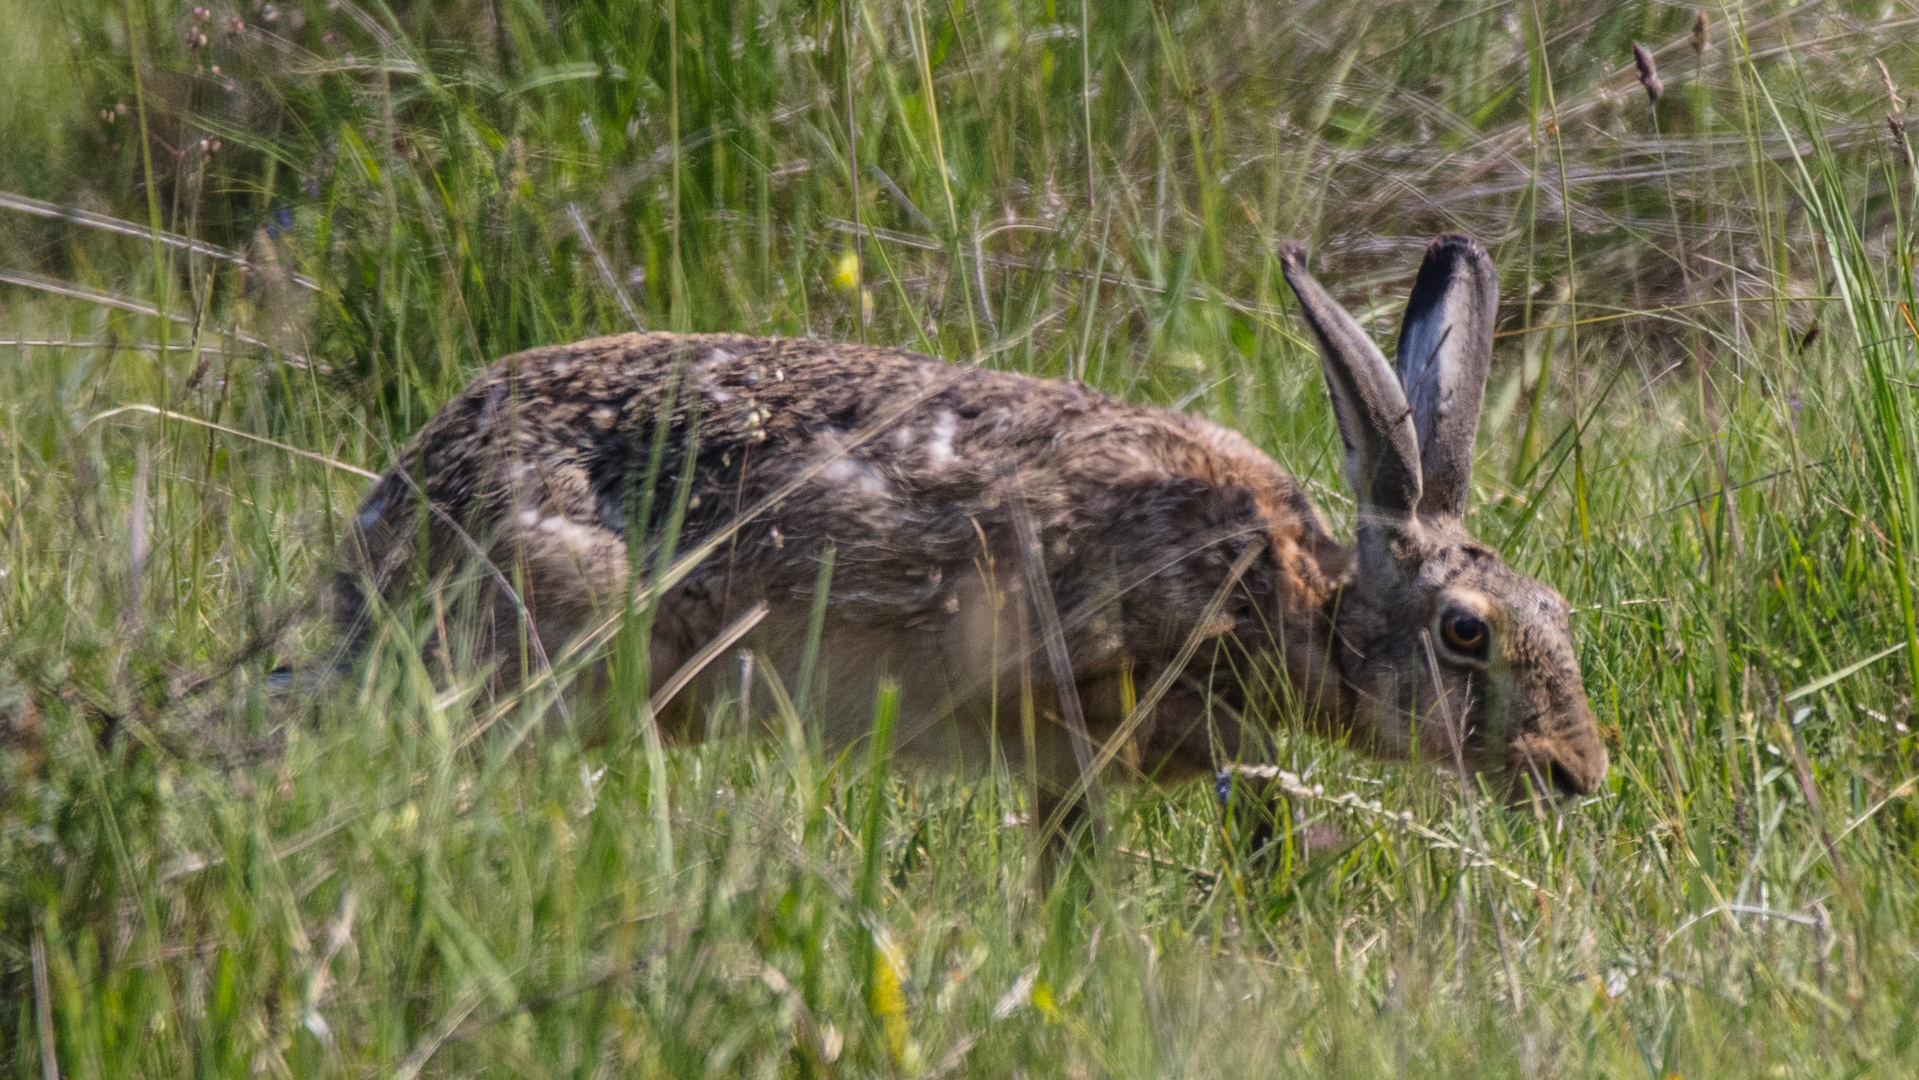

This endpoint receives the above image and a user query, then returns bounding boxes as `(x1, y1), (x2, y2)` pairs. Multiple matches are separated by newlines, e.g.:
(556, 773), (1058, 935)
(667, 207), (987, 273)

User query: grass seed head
(1690, 10), (1708, 54)
(1633, 42), (1663, 104)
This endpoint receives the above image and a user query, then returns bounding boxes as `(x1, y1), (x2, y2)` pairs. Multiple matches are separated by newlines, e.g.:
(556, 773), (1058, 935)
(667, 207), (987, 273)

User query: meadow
(3, 0), (1919, 1075)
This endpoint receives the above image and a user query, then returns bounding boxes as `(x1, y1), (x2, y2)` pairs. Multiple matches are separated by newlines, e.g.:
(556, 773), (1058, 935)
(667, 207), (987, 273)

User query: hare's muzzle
(1508, 723), (1610, 799)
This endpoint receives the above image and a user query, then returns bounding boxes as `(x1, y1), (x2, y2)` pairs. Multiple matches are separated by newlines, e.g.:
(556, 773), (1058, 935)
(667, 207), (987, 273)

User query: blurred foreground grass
(4, 0), (1919, 1076)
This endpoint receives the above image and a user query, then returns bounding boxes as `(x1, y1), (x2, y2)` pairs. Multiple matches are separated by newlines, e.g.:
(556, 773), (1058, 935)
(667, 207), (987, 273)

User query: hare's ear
(1280, 243), (1422, 523)
(1394, 234), (1497, 520)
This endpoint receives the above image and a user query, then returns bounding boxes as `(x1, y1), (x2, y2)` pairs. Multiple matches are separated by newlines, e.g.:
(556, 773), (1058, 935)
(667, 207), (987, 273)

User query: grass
(3, 0), (1919, 1075)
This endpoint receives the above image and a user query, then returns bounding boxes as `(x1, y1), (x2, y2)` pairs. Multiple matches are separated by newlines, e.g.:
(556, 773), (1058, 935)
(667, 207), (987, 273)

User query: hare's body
(339, 333), (1347, 784)
(337, 235), (1611, 807)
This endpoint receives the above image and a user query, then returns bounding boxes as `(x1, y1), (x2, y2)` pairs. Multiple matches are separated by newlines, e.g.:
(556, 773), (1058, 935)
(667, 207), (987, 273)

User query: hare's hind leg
(487, 506), (730, 747)
(483, 505), (632, 689)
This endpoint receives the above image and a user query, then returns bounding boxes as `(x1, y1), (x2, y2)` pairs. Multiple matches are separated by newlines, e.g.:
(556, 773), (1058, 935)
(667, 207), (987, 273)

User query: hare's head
(1281, 234), (1609, 800)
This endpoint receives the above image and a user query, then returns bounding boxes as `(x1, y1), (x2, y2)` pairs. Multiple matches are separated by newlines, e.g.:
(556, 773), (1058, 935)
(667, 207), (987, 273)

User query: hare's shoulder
(1059, 407), (1344, 605)
(1055, 403), (1331, 534)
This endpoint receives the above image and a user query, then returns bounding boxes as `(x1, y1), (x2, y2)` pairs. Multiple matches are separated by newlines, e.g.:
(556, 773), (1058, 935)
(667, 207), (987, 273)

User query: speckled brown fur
(336, 332), (1345, 789)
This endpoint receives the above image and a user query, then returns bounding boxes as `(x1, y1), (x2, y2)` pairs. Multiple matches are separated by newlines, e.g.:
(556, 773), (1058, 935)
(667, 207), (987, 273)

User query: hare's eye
(1440, 610), (1489, 655)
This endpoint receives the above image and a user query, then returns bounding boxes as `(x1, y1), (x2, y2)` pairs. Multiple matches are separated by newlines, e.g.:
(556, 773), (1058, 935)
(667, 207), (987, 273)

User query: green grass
(5, 0), (1919, 1075)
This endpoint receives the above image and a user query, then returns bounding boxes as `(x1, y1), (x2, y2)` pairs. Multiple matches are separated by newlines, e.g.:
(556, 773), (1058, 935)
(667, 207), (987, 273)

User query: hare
(333, 233), (1609, 819)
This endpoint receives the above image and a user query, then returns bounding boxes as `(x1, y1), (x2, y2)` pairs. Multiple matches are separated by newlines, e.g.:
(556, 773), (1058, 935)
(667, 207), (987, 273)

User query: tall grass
(3, 0), (1919, 1076)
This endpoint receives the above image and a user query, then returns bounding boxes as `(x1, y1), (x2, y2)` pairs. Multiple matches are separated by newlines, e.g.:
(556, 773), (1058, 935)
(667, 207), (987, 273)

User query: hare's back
(498, 333), (1317, 549)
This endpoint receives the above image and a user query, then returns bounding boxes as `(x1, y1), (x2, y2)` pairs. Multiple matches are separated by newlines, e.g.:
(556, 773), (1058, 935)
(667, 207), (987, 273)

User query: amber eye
(1440, 609), (1489, 655)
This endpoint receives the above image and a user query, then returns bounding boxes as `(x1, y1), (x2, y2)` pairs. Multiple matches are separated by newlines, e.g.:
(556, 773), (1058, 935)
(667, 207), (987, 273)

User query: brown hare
(333, 233), (1608, 821)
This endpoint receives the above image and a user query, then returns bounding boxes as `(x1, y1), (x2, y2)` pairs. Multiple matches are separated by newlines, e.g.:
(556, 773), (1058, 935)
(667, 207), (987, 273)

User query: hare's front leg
(1004, 676), (1225, 840)
(1071, 672), (1276, 785)
(1127, 685), (1299, 856)
(1015, 675), (1263, 880)
(1075, 672), (1294, 854)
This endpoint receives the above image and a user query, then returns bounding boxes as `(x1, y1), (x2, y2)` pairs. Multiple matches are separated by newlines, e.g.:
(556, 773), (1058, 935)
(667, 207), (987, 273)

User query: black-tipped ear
(1395, 234), (1497, 519)
(1279, 243), (1422, 523)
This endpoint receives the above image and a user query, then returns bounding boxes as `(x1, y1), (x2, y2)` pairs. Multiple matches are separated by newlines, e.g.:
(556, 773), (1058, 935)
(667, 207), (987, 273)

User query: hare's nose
(1513, 732), (1607, 798)
(1544, 739), (1609, 797)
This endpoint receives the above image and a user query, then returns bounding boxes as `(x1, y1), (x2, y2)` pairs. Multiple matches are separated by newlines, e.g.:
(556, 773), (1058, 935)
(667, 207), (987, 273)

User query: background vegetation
(3, 0), (1919, 1075)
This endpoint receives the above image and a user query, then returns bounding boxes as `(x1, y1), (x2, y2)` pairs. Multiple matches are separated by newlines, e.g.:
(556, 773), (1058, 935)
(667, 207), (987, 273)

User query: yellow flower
(1030, 979), (1059, 1021)
(870, 931), (913, 1065)
(834, 250), (862, 291)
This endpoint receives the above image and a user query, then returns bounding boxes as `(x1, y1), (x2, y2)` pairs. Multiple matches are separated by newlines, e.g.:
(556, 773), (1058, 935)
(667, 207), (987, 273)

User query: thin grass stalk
(120, 0), (169, 386)
(795, 545), (837, 716)
(842, 0), (866, 343)
(1526, 0), (1589, 543)
(668, 0), (688, 332)
(905, 0), (979, 354)
(853, 679), (901, 1065)
(1080, 0), (1095, 213)
(1513, 9), (1550, 481)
